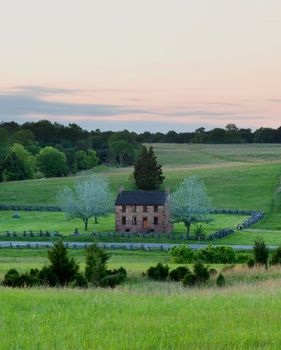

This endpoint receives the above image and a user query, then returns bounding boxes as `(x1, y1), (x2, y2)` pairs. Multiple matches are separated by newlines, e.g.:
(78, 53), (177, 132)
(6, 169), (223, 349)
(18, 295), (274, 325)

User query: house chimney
(118, 186), (124, 193)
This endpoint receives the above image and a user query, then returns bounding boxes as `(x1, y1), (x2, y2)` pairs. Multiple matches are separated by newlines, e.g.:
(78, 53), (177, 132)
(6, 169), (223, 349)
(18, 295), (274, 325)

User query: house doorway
(143, 217), (148, 230)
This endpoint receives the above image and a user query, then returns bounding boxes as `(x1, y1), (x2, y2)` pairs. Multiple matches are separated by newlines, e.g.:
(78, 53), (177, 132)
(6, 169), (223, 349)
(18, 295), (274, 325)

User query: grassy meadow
(2, 281), (281, 350)
(2, 248), (281, 349)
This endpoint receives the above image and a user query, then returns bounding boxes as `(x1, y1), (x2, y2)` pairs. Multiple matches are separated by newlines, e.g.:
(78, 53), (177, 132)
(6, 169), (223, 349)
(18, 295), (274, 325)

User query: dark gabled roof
(115, 191), (167, 206)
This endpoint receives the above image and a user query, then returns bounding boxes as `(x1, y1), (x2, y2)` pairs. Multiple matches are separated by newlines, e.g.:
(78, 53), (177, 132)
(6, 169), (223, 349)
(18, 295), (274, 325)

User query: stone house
(115, 190), (173, 233)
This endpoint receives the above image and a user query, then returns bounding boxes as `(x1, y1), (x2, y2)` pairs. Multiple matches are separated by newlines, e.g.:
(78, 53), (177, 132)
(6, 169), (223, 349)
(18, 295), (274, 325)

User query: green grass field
(2, 281), (281, 350)
(2, 248), (281, 349)
(1, 143), (280, 207)
(2, 210), (281, 245)
(0, 210), (246, 236)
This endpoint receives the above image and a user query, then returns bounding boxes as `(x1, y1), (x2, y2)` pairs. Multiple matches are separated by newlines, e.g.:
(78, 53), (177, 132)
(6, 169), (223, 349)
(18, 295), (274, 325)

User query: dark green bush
(247, 258), (255, 268)
(107, 267), (127, 278)
(85, 244), (109, 285)
(216, 273), (226, 287)
(3, 268), (41, 288)
(72, 273), (88, 288)
(235, 252), (252, 264)
(38, 266), (57, 286)
(147, 263), (169, 281)
(169, 266), (190, 282)
(182, 272), (196, 287)
(168, 245), (194, 263)
(3, 269), (20, 287)
(271, 247), (281, 265)
(100, 268), (127, 288)
(253, 238), (268, 266)
(16, 273), (36, 287)
(193, 261), (210, 284)
(195, 245), (235, 264)
(182, 261), (210, 287)
(84, 245), (127, 288)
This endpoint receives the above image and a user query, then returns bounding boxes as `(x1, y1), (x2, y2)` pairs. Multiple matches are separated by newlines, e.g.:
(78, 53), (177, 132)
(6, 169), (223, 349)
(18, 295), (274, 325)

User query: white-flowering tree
(58, 175), (113, 231)
(171, 176), (212, 239)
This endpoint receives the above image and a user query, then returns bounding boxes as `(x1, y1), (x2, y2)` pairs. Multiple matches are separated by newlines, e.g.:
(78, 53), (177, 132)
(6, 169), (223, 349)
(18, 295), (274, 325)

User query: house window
(154, 217), (159, 225)
(122, 205), (126, 213)
(143, 205), (148, 213)
(132, 205), (137, 212)
(122, 216), (126, 225)
(154, 205), (158, 213)
(132, 216), (137, 225)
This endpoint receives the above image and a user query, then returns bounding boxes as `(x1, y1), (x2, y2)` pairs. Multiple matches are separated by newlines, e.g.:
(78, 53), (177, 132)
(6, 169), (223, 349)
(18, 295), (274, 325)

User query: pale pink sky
(0, 0), (280, 131)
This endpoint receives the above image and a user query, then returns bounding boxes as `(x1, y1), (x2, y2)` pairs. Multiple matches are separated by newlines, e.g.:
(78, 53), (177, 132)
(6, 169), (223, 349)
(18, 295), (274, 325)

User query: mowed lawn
(0, 211), (246, 236)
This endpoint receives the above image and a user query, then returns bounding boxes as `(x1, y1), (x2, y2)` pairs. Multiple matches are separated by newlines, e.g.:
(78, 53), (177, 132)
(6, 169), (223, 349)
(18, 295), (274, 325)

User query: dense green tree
(133, 146), (165, 189)
(2, 144), (35, 181)
(0, 128), (9, 158)
(37, 146), (67, 177)
(108, 130), (138, 146)
(253, 128), (277, 143)
(75, 149), (98, 171)
(47, 240), (80, 286)
(109, 140), (136, 166)
(206, 128), (227, 143)
(64, 149), (77, 174)
(0, 128), (10, 181)
(191, 127), (206, 143)
(2, 152), (25, 181)
(11, 129), (37, 153)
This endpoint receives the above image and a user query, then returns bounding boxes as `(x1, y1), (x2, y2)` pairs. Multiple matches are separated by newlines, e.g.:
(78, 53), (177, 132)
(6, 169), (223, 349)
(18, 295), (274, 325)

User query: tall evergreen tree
(133, 146), (165, 190)
(47, 240), (79, 286)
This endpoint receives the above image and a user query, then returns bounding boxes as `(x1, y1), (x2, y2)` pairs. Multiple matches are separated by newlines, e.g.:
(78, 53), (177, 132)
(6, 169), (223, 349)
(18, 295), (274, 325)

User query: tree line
(1, 119), (281, 182)
(2, 121), (281, 148)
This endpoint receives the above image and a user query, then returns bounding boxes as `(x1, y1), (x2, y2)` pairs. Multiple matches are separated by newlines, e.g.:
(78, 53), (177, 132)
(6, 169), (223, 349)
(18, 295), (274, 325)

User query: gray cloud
(11, 85), (81, 96)
(0, 85), (264, 131)
(0, 93), (148, 118)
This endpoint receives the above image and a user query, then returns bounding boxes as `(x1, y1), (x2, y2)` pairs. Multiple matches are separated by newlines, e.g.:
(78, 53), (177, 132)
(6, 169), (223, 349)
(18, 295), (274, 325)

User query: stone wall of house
(115, 204), (173, 233)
